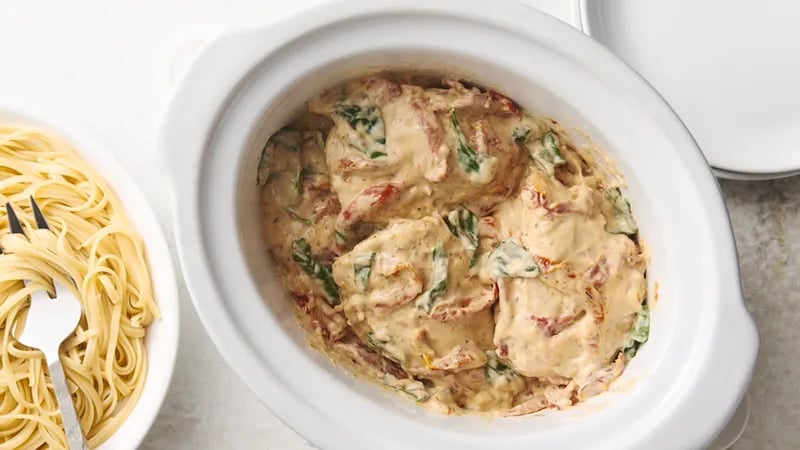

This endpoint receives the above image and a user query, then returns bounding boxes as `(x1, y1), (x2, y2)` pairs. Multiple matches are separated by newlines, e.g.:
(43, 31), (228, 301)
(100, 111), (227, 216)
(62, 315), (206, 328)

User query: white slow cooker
(159, 1), (759, 448)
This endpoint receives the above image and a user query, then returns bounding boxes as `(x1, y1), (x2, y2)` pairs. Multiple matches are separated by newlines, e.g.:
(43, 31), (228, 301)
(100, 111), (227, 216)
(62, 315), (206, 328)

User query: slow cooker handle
(158, 31), (253, 195)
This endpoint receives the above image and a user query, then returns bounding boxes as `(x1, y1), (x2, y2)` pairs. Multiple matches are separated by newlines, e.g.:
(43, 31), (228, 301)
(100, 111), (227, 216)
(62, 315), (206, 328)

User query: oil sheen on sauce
(258, 74), (649, 416)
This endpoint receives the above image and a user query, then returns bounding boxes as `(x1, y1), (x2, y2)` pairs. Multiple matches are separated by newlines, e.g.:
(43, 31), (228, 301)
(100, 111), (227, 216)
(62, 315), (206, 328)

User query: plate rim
(575, 0), (800, 180)
(0, 104), (181, 450)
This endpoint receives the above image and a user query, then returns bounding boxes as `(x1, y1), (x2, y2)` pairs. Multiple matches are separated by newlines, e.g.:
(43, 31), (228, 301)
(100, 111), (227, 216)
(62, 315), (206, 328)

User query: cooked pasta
(0, 127), (159, 449)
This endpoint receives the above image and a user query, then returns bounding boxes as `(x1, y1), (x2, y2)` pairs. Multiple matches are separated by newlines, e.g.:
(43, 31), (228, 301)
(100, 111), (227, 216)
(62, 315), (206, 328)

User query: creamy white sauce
(259, 74), (648, 415)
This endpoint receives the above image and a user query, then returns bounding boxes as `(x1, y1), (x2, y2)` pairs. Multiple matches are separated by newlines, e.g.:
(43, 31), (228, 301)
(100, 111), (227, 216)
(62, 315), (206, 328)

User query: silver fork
(7, 198), (88, 450)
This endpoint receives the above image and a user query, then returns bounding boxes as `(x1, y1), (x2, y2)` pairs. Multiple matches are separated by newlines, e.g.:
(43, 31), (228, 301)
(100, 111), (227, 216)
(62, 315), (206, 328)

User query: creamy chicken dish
(257, 74), (649, 415)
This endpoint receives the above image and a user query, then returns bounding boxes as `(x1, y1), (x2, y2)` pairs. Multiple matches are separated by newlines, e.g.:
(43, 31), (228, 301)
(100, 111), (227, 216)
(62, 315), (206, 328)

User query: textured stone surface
(723, 177), (800, 450)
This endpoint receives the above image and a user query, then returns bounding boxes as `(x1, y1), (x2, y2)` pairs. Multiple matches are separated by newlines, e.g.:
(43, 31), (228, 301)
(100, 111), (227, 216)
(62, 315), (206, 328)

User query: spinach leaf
(291, 238), (340, 306)
(335, 103), (387, 158)
(622, 304), (650, 358)
(266, 164), (302, 207)
(527, 130), (566, 176)
(450, 109), (481, 174)
(382, 374), (430, 403)
(259, 129), (304, 209)
(449, 109), (499, 181)
(416, 243), (448, 313)
(366, 331), (403, 362)
(366, 331), (384, 348)
(291, 239), (316, 274)
(512, 127), (531, 144)
(257, 129), (302, 185)
(353, 252), (376, 292)
(484, 350), (518, 384)
(428, 244), (448, 299)
(488, 240), (541, 279)
(443, 207), (479, 266)
(288, 167), (303, 206)
(284, 207), (310, 224)
(334, 230), (348, 246)
(398, 382), (430, 403)
(602, 187), (639, 235)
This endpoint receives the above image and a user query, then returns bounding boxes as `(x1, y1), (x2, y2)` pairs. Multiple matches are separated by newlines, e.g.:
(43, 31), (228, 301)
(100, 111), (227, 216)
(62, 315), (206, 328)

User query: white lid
(578, 0), (800, 179)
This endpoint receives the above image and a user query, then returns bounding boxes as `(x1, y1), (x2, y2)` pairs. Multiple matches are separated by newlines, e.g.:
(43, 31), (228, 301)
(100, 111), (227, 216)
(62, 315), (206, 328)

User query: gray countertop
(723, 177), (800, 450)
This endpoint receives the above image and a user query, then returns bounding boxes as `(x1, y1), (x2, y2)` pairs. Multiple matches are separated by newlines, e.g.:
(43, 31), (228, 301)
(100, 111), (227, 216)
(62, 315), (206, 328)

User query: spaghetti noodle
(0, 127), (159, 449)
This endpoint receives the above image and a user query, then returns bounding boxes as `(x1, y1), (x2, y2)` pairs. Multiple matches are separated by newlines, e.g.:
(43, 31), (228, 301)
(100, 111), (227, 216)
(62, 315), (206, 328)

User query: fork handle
(49, 360), (90, 450)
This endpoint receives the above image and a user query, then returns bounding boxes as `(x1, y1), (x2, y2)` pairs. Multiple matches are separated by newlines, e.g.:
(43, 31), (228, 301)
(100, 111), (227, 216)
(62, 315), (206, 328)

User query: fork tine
(5, 203), (24, 235)
(30, 197), (49, 230)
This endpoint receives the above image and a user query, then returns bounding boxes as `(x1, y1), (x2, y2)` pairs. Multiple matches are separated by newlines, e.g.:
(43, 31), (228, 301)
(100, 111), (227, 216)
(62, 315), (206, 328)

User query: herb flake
(512, 127), (531, 144)
(450, 109), (481, 174)
(416, 243), (448, 313)
(622, 304), (650, 358)
(602, 187), (639, 235)
(443, 207), (479, 266)
(382, 374), (430, 403)
(488, 240), (541, 279)
(291, 238), (340, 305)
(257, 129), (302, 185)
(526, 130), (566, 176)
(353, 252), (376, 292)
(285, 207), (310, 224)
(484, 350), (518, 384)
(335, 102), (387, 159)
(367, 332), (403, 363)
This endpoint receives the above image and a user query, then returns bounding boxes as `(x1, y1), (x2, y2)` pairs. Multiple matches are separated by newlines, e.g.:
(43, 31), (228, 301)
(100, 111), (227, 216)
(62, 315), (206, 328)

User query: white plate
(517, 0), (580, 26)
(0, 105), (180, 450)
(577, 0), (800, 179)
(712, 167), (800, 181)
